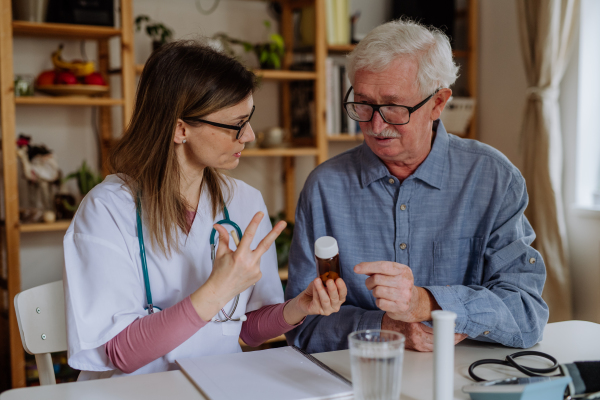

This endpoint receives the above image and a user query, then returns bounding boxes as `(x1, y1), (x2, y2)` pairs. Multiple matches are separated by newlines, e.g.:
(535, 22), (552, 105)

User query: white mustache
(363, 127), (401, 138)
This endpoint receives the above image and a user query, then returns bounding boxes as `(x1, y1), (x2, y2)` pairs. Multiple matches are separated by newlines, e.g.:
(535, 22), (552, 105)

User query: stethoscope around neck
(136, 196), (246, 322)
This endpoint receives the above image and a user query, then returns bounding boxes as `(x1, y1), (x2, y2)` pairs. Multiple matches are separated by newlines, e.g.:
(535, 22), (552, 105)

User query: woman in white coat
(63, 40), (347, 380)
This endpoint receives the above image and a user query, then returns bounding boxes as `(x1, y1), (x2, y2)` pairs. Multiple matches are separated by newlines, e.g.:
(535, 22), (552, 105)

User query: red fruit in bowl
(36, 70), (56, 86)
(56, 71), (78, 85)
(83, 72), (106, 86)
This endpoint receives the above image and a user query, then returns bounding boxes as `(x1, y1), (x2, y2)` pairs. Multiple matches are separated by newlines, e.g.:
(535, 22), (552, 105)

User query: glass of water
(349, 330), (405, 400)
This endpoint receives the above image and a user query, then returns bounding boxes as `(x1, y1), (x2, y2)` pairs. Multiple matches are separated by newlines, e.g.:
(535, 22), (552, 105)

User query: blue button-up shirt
(285, 121), (548, 353)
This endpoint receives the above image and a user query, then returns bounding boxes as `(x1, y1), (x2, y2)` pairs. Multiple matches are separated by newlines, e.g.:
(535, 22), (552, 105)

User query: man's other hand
(354, 261), (440, 322)
(382, 313), (468, 352)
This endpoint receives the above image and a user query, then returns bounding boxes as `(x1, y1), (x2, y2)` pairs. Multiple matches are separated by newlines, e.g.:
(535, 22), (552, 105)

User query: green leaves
(64, 161), (103, 197)
(134, 14), (174, 44)
(269, 212), (295, 269)
(212, 19), (285, 70)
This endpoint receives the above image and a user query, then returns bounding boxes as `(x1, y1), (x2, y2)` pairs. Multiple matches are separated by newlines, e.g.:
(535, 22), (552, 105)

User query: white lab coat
(63, 174), (284, 380)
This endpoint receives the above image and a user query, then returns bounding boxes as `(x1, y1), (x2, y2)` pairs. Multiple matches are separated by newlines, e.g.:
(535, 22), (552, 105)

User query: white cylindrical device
(432, 310), (457, 400)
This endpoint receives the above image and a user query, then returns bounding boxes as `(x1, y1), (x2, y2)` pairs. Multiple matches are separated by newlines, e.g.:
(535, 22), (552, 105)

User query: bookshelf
(0, 0), (136, 389)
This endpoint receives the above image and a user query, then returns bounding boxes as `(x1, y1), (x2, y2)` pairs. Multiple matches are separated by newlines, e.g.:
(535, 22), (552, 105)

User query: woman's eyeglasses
(184, 105), (255, 140)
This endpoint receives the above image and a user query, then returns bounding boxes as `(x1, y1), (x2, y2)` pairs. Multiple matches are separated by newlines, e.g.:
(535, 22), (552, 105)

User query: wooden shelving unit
(12, 21), (122, 39)
(328, 134), (364, 141)
(19, 221), (72, 233)
(0, 0), (135, 389)
(242, 147), (319, 157)
(327, 44), (356, 53)
(15, 97), (125, 106)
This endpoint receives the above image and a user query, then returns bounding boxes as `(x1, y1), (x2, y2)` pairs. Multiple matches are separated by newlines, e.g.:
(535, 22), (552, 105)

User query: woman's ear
(174, 119), (187, 144)
(430, 88), (453, 121)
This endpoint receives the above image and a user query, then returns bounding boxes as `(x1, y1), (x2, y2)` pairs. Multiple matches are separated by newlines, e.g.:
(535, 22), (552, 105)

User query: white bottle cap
(315, 236), (339, 259)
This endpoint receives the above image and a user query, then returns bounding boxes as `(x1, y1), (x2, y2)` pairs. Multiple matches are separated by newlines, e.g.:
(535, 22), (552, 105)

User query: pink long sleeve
(240, 300), (304, 347)
(105, 297), (207, 374)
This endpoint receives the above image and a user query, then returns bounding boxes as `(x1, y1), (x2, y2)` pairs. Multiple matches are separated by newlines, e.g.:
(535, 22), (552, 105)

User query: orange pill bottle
(315, 236), (340, 283)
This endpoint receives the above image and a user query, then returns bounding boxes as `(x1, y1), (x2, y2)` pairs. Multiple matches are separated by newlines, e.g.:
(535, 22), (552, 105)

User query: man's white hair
(347, 18), (459, 97)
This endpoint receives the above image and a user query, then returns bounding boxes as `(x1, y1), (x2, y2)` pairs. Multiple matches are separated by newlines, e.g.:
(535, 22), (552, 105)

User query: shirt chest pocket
(433, 237), (484, 286)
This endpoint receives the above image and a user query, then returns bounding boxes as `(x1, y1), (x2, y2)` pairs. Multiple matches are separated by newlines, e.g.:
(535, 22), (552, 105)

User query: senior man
(285, 19), (548, 353)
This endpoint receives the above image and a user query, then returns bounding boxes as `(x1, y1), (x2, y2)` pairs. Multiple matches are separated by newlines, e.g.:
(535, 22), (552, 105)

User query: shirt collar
(359, 119), (449, 190)
(411, 119), (449, 190)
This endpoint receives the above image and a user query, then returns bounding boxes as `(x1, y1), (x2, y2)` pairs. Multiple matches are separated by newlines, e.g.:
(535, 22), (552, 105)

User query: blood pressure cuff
(560, 361), (600, 396)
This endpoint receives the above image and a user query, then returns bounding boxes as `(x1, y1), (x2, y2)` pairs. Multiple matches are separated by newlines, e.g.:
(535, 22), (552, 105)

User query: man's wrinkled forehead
(353, 58), (420, 102)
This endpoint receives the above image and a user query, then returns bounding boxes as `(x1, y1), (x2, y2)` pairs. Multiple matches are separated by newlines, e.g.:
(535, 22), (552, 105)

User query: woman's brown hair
(108, 40), (257, 256)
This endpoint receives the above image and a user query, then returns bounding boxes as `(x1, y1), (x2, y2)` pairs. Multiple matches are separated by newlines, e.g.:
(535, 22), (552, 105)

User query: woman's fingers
(253, 220), (287, 259)
(214, 224), (232, 258)
(237, 212), (265, 251)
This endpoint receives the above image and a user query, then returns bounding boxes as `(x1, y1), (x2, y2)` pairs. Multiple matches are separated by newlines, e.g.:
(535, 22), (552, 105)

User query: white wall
(477, 0), (526, 171)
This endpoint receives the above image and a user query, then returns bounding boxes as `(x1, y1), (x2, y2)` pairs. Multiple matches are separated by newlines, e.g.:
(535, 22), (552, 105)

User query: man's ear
(430, 88), (453, 121)
(174, 119), (187, 144)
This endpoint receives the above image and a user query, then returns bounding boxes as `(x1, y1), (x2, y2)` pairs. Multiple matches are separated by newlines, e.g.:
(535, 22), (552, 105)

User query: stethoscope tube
(209, 205), (245, 322)
(136, 197), (157, 314)
(468, 350), (560, 382)
(136, 196), (244, 321)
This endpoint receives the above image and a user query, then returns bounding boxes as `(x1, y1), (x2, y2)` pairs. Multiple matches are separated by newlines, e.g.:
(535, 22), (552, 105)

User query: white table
(2, 321), (599, 400)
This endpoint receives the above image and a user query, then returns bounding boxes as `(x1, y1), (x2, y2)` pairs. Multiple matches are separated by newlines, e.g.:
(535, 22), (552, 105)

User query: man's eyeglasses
(343, 87), (438, 125)
(183, 105), (255, 140)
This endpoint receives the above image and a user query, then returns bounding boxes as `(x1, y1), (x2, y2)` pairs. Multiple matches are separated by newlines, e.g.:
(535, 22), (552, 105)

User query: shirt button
(529, 258), (536, 264)
(400, 204), (407, 211)
(388, 178), (395, 184)
(399, 243), (407, 250)
(483, 331), (490, 335)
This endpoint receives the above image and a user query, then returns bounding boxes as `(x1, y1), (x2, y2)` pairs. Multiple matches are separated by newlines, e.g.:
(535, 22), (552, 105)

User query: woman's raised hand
(283, 277), (347, 325)
(190, 211), (286, 321)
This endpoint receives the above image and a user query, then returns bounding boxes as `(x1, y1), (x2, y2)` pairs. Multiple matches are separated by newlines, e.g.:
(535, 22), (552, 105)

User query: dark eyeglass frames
(343, 87), (438, 125)
(183, 105), (255, 140)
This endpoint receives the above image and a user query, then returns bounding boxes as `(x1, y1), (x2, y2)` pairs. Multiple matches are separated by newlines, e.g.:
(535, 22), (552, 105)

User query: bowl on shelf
(35, 84), (108, 97)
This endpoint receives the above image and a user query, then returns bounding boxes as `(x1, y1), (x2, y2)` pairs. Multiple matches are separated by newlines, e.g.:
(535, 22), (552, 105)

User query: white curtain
(516, 0), (578, 322)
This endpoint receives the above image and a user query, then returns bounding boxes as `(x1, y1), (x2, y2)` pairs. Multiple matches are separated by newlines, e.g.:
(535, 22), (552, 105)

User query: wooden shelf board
(254, 69), (317, 80)
(15, 96), (124, 106)
(20, 220), (71, 233)
(452, 50), (469, 58)
(279, 266), (288, 281)
(136, 65), (317, 81)
(12, 21), (121, 39)
(242, 147), (318, 157)
(328, 134), (364, 141)
(328, 44), (356, 53)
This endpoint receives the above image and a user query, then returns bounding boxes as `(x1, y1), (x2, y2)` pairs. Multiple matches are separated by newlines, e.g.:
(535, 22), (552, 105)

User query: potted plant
(213, 20), (284, 69)
(269, 211), (294, 269)
(135, 15), (174, 51)
(62, 161), (103, 212)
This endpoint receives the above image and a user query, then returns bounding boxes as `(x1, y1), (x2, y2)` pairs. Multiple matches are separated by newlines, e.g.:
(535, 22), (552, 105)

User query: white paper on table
(176, 346), (353, 400)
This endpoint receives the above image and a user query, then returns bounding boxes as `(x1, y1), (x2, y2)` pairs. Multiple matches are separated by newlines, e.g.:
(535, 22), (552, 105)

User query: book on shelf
(326, 56), (360, 136)
(290, 62), (316, 139)
(325, 0), (350, 45)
